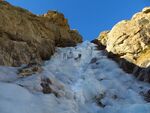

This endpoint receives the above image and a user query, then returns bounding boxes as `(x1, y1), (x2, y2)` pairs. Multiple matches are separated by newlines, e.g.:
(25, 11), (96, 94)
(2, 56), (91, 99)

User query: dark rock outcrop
(106, 51), (150, 82)
(40, 77), (65, 97)
(0, 1), (82, 66)
(18, 63), (43, 77)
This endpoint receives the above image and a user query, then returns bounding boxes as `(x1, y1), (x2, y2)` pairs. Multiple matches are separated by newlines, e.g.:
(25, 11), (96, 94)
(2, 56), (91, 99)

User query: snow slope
(0, 41), (150, 113)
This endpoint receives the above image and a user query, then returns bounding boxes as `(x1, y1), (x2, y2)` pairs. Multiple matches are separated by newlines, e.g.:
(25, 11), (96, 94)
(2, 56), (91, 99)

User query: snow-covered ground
(0, 41), (150, 113)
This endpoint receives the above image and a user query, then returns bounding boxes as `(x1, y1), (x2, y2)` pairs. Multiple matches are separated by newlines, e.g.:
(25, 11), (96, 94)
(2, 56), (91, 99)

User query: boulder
(18, 64), (43, 77)
(40, 77), (65, 97)
(0, 1), (82, 66)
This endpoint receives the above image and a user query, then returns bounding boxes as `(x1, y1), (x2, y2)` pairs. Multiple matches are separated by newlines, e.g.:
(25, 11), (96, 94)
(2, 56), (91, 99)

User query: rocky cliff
(95, 7), (150, 82)
(0, 1), (82, 66)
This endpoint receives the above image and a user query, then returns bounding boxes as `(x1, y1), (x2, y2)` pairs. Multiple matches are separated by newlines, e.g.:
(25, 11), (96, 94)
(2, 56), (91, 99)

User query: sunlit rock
(0, 1), (82, 66)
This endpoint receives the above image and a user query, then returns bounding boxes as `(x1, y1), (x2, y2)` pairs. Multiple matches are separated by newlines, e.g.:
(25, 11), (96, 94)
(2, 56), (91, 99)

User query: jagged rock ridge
(0, 1), (82, 66)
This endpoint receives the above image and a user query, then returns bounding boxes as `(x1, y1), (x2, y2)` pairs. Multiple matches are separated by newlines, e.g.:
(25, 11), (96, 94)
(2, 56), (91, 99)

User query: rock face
(95, 7), (150, 82)
(0, 1), (82, 66)
(97, 7), (150, 68)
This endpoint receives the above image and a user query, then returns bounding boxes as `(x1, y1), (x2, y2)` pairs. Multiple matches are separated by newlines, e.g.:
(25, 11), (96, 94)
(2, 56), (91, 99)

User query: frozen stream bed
(0, 41), (150, 113)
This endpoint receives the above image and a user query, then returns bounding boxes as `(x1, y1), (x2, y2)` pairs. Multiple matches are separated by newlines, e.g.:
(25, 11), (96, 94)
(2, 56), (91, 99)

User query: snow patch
(0, 41), (150, 113)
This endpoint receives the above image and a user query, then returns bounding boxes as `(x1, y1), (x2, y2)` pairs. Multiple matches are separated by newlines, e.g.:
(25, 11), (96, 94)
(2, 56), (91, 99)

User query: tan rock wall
(0, 1), (82, 66)
(97, 7), (150, 68)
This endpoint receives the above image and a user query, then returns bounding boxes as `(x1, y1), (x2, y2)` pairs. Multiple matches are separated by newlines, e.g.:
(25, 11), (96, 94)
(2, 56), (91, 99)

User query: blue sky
(6, 0), (150, 40)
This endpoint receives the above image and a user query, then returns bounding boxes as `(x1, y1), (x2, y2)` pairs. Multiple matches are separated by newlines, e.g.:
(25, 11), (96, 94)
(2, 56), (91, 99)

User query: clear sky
(6, 0), (150, 41)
